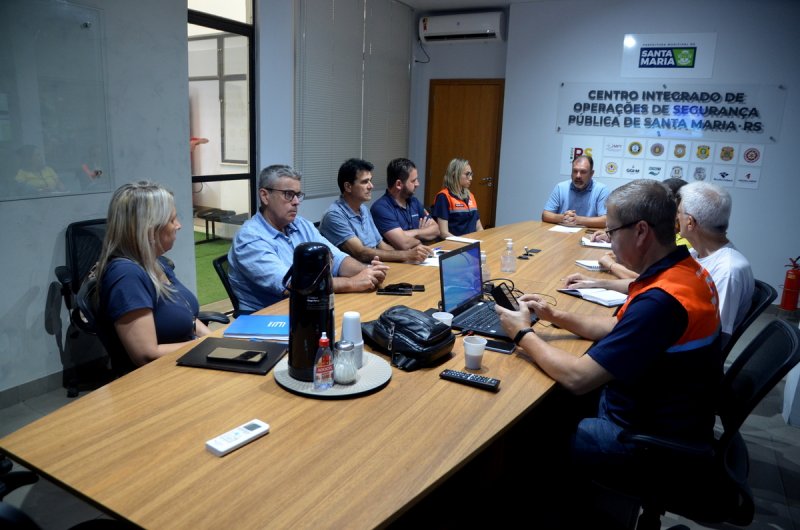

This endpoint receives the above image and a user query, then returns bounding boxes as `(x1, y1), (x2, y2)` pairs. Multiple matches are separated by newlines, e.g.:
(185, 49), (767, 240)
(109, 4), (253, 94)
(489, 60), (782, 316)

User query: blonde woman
(431, 158), (483, 238)
(95, 181), (210, 375)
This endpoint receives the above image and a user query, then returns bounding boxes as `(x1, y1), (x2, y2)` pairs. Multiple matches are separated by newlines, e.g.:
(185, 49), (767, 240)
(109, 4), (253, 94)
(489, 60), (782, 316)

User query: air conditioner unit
(419, 12), (504, 44)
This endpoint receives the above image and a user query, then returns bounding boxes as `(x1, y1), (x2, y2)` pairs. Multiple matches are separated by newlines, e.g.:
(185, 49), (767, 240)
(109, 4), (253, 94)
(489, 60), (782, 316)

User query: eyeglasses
(605, 219), (642, 240)
(265, 188), (305, 202)
(464, 171), (474, 177)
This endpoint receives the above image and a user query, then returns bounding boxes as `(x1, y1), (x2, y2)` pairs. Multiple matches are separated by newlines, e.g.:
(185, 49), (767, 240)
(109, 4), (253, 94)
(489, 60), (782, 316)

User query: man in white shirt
(678, 181), (754, 348)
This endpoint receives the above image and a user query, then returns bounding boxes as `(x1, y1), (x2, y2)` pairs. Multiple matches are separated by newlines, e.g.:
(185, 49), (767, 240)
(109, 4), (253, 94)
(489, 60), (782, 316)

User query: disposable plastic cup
(431, 312), (454, 326)
(463, 336), (487, 370)
(341, 311), (363, 368)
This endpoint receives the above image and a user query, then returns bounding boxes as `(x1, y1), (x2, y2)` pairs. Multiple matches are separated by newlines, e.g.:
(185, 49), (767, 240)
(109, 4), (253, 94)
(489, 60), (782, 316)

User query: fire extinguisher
(780, 256), (800, 311)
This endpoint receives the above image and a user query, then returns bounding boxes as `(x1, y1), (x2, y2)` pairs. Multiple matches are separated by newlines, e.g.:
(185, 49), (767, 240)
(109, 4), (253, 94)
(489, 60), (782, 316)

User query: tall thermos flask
(283, 242), (335, 381)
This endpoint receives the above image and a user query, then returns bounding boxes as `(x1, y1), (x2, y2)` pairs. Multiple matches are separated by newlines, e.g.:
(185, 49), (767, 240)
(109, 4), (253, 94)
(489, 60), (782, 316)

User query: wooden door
(424, 79), (504, 228)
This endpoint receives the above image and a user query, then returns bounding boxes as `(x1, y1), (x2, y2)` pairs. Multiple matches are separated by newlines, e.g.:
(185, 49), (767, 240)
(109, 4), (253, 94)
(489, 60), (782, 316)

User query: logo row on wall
(561, 135), (764, 189)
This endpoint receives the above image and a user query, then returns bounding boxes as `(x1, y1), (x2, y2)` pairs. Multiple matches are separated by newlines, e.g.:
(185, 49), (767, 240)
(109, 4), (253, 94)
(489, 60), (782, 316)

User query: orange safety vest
(618, 255), (720, 352)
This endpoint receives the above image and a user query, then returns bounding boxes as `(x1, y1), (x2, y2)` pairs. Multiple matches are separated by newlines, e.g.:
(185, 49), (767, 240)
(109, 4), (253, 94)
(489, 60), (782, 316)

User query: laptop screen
(438, 242), (483, 313)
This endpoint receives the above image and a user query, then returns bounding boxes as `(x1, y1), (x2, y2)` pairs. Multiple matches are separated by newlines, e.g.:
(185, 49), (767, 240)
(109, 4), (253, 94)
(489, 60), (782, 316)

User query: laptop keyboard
(459, 306), (501, 330)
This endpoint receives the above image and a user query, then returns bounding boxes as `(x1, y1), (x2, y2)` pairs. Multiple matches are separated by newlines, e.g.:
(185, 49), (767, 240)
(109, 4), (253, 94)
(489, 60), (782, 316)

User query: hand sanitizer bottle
(500, 238), (516, 273)
(480, 251), (490, 283)
(313, 332), (334, 390)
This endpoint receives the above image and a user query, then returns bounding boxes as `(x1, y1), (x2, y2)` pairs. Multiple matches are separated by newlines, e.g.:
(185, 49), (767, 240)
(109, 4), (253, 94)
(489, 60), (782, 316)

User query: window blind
(295, 0), (411, 197)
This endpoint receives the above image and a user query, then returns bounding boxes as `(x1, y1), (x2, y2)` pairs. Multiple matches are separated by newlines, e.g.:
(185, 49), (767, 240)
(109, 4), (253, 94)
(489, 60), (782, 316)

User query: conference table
(0, 221), (617, 528)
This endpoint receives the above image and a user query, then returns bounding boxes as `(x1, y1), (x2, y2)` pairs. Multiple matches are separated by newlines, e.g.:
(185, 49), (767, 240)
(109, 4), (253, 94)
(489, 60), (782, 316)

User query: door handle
(480, 177), (493, 183)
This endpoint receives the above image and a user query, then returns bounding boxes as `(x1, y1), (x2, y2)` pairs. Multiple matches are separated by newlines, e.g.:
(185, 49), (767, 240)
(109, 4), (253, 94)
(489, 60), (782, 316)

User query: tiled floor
(1, 312), (798, 529)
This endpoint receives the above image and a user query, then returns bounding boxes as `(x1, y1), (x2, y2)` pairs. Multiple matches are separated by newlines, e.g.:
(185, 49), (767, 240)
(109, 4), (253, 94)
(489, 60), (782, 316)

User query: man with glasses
(541, 155), (609, 228)
(496, 179), (721, 512)
(319, 158), (431, 264)
(228, 164), (389, 313)
(370, 158), (440, 250)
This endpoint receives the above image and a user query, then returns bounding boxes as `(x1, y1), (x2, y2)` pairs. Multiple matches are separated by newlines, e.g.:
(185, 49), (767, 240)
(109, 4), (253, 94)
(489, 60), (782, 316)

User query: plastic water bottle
(480, 251), (490, 283)
(313, 332), (334, 390)
(500, 238), (516, 273)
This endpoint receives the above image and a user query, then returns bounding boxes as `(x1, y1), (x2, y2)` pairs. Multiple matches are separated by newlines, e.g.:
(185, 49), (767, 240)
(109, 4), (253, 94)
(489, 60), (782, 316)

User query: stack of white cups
(341, 311), (364, 369)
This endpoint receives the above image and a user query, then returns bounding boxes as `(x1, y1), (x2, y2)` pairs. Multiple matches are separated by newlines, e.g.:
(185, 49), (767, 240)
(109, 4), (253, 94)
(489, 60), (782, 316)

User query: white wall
(0, 0), (193, 394)
(496, 0), (800, 294)
(408, 25), (507, 192)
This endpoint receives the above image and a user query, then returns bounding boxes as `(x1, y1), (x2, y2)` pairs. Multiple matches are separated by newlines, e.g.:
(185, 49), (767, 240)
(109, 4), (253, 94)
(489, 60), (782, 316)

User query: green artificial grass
(193, 231), (232, 306)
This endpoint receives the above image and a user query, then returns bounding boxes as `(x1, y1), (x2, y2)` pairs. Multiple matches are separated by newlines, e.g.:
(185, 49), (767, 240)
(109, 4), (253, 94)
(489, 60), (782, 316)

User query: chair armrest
(55, 265), (71, 286)
(198, 311), (230, 325)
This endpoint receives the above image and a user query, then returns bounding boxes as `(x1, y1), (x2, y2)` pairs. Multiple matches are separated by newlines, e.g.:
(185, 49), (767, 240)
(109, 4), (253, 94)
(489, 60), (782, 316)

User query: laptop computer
(437, 242), (536, 340)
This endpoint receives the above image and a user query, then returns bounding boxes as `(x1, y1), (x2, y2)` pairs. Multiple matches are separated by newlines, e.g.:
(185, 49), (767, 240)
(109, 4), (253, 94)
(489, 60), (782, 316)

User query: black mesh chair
(0, 499), (138, 529)
(614, 319), (800, 530)
(721, 278), (777, 365)
(212, 253), (240, 317)
(45, 219), (113, 397)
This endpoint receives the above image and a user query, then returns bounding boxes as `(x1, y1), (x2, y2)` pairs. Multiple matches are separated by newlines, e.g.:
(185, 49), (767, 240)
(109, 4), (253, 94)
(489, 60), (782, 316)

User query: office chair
(0, 500), (139, 529)
(77, 266), (229, 378)
(0, 458), (37, 504)
(212, 253), (240, 317)
(45, 219), (113, 396)
(614, 319), (800, 530)
(0, 455), (37, 530)
(721, 278), (777, 366)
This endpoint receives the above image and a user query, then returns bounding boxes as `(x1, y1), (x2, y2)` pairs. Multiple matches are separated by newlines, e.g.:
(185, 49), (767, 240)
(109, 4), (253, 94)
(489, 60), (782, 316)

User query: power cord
(483, 277), (559, 328)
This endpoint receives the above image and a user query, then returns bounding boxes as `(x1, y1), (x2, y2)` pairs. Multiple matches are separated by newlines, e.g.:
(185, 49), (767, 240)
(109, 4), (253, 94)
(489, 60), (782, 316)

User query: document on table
(549, 225), (582, 233)
(581, 236), (612, 248)
(445, 236), (481, 243)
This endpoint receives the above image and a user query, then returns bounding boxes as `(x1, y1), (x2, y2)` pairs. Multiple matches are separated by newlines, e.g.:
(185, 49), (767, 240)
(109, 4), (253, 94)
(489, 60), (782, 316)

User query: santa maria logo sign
(639, 47), (696, 68)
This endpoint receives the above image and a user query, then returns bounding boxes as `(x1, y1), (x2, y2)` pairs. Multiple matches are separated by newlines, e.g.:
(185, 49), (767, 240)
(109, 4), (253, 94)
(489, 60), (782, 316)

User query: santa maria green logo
(639, 47), (696, 68)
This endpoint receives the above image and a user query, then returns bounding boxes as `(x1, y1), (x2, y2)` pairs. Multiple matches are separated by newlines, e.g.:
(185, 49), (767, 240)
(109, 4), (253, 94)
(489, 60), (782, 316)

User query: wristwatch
(513, 327), (534, 346)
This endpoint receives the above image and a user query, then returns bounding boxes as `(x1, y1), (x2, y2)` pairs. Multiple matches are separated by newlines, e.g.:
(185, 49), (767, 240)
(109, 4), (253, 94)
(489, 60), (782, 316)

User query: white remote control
(205, 419), (270, 457)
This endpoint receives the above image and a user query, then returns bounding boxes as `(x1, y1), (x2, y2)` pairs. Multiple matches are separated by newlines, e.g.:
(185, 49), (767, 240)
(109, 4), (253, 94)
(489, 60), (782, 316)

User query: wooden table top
(0, 221), (615, 529)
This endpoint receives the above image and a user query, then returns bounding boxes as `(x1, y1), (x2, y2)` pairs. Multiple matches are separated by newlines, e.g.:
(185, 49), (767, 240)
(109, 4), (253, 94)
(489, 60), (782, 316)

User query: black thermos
(283, 242), (335, 381)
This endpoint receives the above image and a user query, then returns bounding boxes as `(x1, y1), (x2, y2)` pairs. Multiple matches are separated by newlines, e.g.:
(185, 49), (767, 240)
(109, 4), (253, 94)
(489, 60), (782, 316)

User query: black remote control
(439, 369), (500, 392)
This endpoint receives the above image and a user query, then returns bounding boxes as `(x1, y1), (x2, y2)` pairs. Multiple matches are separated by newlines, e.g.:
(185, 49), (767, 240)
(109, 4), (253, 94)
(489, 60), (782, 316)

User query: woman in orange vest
(430, 158), (484, 238)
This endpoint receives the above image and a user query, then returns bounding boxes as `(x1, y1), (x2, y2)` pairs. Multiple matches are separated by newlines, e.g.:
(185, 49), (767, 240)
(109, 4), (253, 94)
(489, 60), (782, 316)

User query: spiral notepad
(575, 259), (609, 272)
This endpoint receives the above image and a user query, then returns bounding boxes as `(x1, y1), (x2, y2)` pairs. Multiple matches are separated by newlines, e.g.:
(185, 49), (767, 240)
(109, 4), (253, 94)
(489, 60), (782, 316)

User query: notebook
(575, 259), (609, 272)
(557, 288), (627, 307)
(222, 314), (289, 341)
(438, 242), (537, 339)
(176, 337), (287, 375)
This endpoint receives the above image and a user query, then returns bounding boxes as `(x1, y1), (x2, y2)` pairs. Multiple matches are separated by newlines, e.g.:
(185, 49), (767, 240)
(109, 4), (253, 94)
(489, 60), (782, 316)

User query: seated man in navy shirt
(370, 157), (440, 250)
(228, 164), (389, 313)
(498, 179), (721, 497)
(541, 155), (609, 228)
(319, 158), (430, 263)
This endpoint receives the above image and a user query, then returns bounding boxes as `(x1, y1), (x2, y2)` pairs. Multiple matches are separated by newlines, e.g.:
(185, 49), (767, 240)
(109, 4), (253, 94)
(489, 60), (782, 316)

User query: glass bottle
(313, 332), (334, 390)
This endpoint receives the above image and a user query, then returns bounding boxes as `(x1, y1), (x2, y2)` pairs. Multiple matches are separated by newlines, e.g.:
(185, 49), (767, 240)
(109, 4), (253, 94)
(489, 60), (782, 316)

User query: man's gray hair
(258, 164), (302, 190)
(679, 181), (731, 235)
(606, 179), (676, 245)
